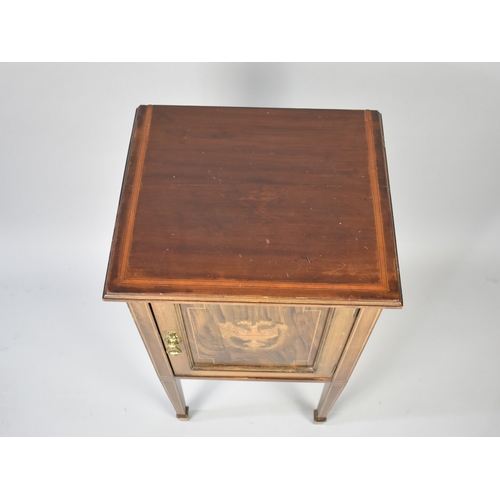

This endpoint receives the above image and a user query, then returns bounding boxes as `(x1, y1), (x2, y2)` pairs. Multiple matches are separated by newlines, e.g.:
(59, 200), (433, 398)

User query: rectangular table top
(104, 105), (402, 307)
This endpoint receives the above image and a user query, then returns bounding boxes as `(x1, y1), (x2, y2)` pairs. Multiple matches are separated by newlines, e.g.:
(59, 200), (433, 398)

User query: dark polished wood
(104, 105), (402, 307)
(104, 105), (402, 422)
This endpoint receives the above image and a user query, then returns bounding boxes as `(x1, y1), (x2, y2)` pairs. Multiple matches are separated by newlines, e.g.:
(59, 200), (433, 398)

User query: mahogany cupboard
(103, 105), (402, 423)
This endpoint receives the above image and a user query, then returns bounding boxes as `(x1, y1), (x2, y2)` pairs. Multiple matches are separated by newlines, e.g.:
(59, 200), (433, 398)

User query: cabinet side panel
(314, 307), (359, 378)
(151, 301), (192, 375)
(332, 307), (382, 383)
(128, 302), (174, 378)
(127, 302), (187, 415)
(314, 307), (382, 421)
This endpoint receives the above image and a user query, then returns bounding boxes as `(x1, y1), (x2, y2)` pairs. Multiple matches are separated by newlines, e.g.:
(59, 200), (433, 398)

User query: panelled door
(152, 303), (358, 380)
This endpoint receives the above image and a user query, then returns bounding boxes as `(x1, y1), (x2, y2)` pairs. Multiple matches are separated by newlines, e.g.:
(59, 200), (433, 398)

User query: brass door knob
(164, 331), (182, 356)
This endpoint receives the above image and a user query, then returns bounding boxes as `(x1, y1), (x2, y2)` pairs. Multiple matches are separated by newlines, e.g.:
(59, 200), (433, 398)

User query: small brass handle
(164, 331), (182, 356)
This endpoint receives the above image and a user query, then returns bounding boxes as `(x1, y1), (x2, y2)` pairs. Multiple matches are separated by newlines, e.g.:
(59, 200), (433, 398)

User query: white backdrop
(1, 63), (499, 436)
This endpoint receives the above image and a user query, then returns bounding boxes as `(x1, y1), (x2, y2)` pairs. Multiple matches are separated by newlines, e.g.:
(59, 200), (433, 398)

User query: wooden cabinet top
(104, 105), (402, 307)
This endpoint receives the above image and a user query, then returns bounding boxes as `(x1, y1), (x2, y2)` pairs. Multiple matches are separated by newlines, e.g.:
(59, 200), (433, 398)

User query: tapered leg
(159, 378), (189, 420)
(314, 308), (382, 423)
(128, 302), (189, 420)
(314, 383), (346, 423)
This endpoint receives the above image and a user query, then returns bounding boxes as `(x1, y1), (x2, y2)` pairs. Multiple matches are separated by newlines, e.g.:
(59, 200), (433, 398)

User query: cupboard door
(152, 303), (358, 380)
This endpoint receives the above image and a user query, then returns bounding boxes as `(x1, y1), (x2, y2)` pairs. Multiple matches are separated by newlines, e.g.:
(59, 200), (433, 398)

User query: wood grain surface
(152, 302), (358, 379)
(181, 303), (327, 367)
(104, 105), (402, 306)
